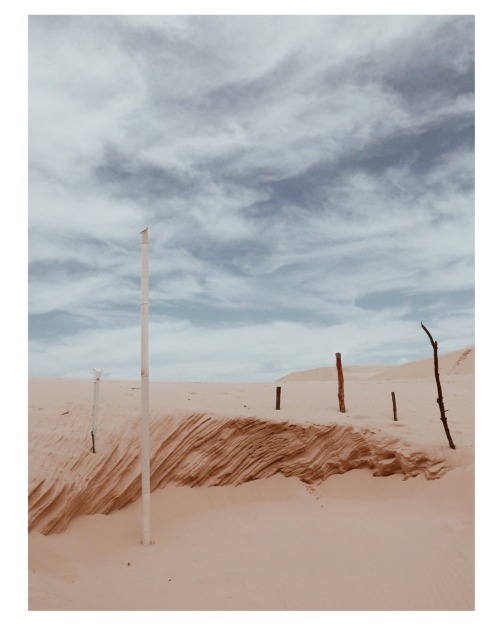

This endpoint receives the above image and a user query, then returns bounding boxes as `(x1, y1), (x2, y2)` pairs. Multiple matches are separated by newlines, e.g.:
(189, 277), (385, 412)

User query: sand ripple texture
(29, 410), (453, 535)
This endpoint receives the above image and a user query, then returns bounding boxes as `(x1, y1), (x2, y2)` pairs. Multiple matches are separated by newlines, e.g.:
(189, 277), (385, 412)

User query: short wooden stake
(276, 386), (281, 410)
(335, 352), (346, 413)
(391, 391), (398, 421)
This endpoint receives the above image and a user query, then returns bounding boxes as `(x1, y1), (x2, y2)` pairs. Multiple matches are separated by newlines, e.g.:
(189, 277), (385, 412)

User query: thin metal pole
(91, 368), (102, 452)
(140, 228), (151, 545)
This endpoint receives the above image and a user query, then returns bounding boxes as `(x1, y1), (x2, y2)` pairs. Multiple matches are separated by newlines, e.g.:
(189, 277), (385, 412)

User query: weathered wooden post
(391, 391), (397, 421)
(276, 386), (281, 410)
(335, 352), (346, 413)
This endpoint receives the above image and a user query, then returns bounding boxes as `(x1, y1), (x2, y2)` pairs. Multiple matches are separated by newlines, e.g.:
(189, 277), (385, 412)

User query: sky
(27, 13), (475, 382)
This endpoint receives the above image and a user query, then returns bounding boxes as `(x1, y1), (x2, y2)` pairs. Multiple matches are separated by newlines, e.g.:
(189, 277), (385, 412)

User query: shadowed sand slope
(29, 412), (452, 535)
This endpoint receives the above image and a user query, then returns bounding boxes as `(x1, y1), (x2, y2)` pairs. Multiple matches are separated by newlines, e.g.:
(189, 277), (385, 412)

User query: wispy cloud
(29, 15), (474, 381)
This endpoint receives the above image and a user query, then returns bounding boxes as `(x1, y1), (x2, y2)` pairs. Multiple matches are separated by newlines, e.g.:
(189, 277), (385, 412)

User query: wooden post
(421, 322), (456, 450)
(276, 386), (281, 410)
(391, 391), (397, 421)
(335, 352), (346, 413)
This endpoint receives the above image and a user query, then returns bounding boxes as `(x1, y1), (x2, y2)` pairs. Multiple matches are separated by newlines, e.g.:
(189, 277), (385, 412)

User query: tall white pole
(140, 227), (151, 545)
(91, 368), (102, 453)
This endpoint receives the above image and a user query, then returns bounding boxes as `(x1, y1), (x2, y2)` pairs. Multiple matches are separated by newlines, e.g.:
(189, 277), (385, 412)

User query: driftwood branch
(421, 322), (456, 449)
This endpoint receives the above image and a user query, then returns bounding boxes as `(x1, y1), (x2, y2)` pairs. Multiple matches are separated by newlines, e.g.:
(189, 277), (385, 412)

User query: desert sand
(28, 348), (475, 611)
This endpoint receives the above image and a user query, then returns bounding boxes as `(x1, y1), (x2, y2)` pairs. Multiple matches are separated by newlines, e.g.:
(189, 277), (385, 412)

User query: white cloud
(28, 15), (475, 380)
(29, 303), (473, 382)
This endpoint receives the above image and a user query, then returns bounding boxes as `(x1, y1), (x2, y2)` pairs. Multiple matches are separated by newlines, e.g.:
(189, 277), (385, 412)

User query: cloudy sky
(28, 14), (475, 382)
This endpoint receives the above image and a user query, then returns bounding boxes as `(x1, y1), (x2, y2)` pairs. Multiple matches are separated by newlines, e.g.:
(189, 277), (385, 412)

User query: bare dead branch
(420, 322), (456, 449)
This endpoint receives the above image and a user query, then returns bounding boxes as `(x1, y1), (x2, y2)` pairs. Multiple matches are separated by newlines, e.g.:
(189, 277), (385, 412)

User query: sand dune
(279, 346), (475, 382)
(28, 348), (475, 610)
(372, 346), (475, 380)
